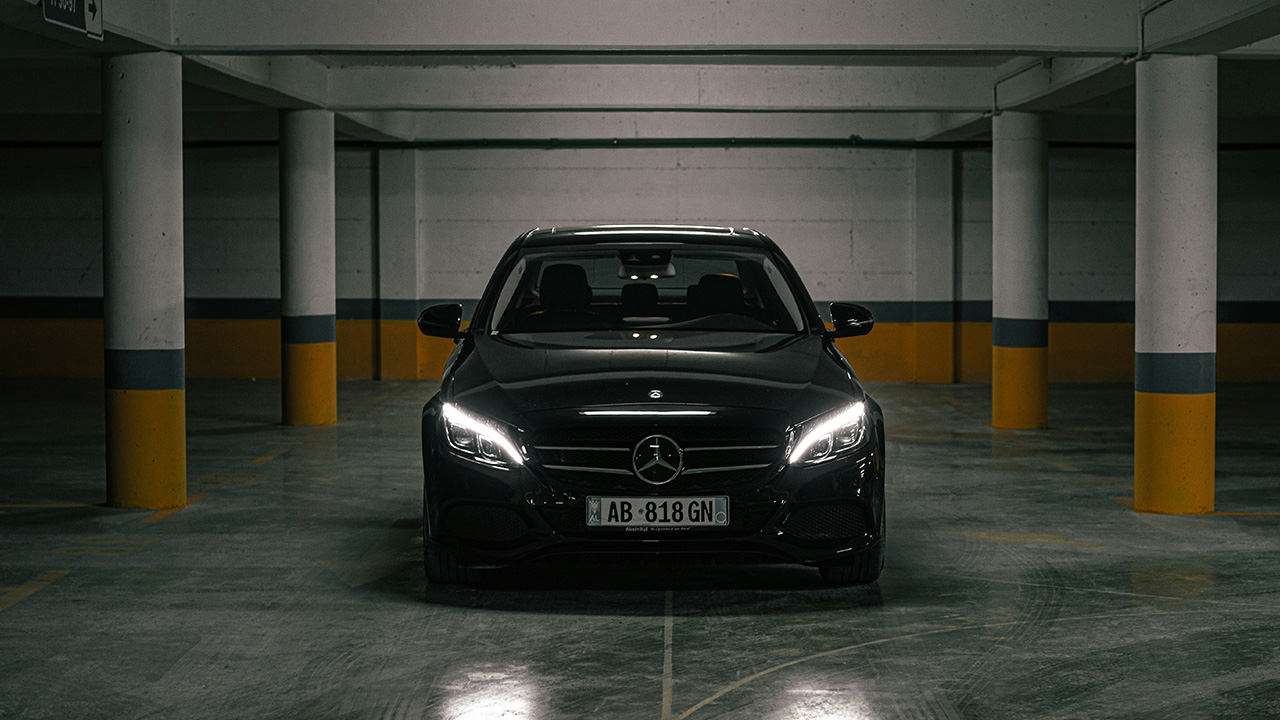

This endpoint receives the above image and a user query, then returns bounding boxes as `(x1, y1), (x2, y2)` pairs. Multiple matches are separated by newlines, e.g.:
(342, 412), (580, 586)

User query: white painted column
(1134, 54), (1217, 514)
(102, 52), (187, 508)
(913, 149), (956, 382)
(280, 109), (337, 425)
(991, 111), (1049, 429)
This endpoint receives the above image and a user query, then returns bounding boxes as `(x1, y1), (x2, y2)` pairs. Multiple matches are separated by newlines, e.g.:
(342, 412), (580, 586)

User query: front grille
(782, 504), (869, 541)
(527, 427), (784, 492)
(443, 505), (529, 543)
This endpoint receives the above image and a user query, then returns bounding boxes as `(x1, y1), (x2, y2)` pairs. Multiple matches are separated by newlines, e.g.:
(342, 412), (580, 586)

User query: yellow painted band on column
(337, 319), (376, 379)
(992, 345), (1047, 429)
(283, 341), (337, 425)
(106, 388), (186, 509)
(914, 322), (955, 383)
(379, 319), (421, 380)
(1134, 391), (1214, 514)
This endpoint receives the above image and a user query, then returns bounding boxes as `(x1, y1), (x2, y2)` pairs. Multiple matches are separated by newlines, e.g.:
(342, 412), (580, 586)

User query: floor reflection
(436, 663), (542, 720)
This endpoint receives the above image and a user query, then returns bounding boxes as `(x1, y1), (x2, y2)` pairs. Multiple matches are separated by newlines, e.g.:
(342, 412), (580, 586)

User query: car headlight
(441, 403), (524, 468)
(786, 401), (868, 465)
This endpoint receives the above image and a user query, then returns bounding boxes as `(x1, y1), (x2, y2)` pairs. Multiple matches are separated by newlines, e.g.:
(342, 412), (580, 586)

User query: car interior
(499, 252), (801, 333)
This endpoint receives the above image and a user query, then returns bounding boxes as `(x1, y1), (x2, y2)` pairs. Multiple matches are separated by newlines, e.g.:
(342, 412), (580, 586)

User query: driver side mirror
(829, 302), (874, 337)
(417, 303), (464, 338)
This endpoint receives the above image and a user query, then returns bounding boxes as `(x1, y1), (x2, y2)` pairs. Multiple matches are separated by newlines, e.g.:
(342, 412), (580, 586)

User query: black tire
(819, 540), (883, 584)
(424, 538), (481, 584)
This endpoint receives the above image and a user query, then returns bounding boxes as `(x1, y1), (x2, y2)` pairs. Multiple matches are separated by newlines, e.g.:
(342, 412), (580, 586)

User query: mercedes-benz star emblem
(648, 389), (663, 400)
(632, 434), (683, 485)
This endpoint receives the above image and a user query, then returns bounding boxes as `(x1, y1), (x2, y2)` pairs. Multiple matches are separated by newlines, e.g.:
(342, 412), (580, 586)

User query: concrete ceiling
(5, 0), (1280, 144)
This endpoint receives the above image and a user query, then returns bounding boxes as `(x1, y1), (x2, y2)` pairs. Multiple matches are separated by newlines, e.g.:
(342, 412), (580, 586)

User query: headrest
(540, 264), (592, 311)
(697, 273), (744, 315)
(621, 283), (659, 314)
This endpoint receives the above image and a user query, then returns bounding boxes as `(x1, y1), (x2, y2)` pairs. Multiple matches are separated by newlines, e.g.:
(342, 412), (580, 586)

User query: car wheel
(819, 540), (883, 585)
(424, 538), (481, 584)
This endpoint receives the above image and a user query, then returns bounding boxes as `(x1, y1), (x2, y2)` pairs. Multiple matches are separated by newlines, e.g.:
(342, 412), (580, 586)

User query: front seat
(526, 263), (597, 330)
(695, 273), (745, 316)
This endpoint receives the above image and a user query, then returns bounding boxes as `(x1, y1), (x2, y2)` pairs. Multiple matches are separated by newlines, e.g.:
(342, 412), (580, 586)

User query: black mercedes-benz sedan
(417, 224), (885, 584)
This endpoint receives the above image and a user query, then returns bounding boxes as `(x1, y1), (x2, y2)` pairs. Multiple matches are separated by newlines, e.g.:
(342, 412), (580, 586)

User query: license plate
(586, 496), (729, 527)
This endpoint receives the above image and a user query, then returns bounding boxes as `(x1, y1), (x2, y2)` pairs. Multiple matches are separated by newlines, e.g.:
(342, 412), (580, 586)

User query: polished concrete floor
(2, 379), (1279, 719)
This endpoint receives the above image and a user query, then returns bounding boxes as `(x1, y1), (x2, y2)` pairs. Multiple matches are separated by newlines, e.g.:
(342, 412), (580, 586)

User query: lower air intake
(783, 504), (868, 541)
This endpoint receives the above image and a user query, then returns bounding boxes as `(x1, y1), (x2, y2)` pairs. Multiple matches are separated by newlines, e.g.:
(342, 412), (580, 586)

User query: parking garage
(2, 1), (1280, 718)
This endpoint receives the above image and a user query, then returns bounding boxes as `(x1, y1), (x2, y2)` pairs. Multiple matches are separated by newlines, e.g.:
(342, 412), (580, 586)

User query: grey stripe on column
(105, 349), (185, 391)
(1135, 352), (1215, 394)
(992, 318), (1048, 348)
(282, 314), (337, 344)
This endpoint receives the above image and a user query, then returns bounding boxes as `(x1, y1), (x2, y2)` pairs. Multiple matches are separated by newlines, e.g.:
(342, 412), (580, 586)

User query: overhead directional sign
(43, 0), (103, 41)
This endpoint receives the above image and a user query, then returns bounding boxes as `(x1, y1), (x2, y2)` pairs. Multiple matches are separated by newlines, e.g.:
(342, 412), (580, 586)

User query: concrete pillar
(280, 110), (337, 425)
(376, 148), (425, 380)
(1134, 55), (1217, 514)
(991, 112), (1049, 429)
(913, 149), (957, 383)
(102, 53), (186, 509)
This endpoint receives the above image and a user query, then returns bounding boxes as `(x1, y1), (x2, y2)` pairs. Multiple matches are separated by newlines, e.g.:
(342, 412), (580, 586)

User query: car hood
(443, 330), (860, 428)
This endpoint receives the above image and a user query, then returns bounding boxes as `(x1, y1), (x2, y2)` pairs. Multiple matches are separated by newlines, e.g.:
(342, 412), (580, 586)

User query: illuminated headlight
(786, 401), (868, 465)
(441, 403), (524, 468)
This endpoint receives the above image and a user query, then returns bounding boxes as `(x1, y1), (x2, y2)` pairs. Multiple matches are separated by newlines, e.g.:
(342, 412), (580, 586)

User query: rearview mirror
(417, 303), (464, 338)
(830, 302), (874, 338)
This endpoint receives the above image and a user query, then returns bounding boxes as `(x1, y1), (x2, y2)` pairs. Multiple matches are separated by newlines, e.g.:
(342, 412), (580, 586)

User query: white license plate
(586, 496), (729, 527)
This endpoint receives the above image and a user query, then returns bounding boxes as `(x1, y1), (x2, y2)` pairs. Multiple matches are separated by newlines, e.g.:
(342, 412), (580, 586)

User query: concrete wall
(1, 144), (1277, 382)
(416, 147), (914, 303)
(0, 146), (377, 379)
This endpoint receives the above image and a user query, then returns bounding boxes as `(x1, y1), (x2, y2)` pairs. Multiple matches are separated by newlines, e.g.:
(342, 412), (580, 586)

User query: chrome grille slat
(682, 463), (773, 475)
(685, 445), (780, 452)
(543, 464), (634, 475)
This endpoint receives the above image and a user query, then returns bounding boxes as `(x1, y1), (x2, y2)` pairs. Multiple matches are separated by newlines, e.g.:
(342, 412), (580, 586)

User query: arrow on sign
(88, 0), (97, 19)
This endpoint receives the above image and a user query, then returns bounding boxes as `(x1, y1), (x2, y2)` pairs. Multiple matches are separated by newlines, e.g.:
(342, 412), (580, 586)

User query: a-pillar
(991, 112), (1049, 429)
(1134, 55), (1217, 514)
(913, 149), (957, 382)
(280, 110), (337, 425)
(376, 148), (425, 380)
(102, 53), (186, 508)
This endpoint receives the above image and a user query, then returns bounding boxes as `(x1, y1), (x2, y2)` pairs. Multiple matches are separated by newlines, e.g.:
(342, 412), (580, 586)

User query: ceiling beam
(326, 64), (992, 112)
(995, 57), (1134, 112)
(342, 110), (926, 142)
(915, 113), (989, 142)
(1143, 0), (1280, 54)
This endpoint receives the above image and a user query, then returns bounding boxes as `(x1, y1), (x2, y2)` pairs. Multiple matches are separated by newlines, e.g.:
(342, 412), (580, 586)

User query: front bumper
(422, 407), (885, 569)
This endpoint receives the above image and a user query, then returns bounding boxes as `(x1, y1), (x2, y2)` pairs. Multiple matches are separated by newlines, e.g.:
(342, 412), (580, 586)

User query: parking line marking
(140, 493), (210, 523)
(662, 589), (674, 720)
(0, 570), (70, 613)
(248, 449), (287, 467)
(0, 504), (92, 508)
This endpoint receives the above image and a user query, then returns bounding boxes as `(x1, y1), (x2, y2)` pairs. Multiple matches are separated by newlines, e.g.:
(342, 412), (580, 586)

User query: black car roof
(517, 224), (772, 249)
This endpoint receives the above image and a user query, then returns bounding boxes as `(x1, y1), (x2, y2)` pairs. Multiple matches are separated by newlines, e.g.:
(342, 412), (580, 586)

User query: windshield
(488, 246), (806, 334)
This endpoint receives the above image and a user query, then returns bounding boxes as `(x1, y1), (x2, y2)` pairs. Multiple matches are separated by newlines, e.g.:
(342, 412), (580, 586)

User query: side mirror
(830, 302), (874, 337)
(417, 303), (464, 338)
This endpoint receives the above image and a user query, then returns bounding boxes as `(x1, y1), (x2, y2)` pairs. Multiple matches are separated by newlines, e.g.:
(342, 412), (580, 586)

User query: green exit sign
(43, 0), (103, 40)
